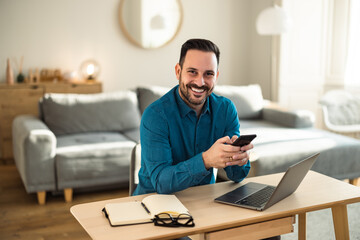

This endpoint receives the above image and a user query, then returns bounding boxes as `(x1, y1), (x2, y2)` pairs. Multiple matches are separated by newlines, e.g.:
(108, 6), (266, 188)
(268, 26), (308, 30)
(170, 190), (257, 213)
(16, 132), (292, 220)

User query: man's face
(175, 50), (219, 110)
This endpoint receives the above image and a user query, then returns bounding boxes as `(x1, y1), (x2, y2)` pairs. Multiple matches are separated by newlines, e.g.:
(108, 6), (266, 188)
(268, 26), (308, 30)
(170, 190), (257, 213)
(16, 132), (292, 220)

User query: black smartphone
(231, 134), (257, 147)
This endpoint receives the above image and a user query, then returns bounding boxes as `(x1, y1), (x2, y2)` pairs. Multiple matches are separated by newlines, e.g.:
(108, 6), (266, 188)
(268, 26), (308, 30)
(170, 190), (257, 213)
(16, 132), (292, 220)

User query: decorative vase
(6, 58), (14, 85)
(16, 56), (25, 83)
(17, 73), (25, 83)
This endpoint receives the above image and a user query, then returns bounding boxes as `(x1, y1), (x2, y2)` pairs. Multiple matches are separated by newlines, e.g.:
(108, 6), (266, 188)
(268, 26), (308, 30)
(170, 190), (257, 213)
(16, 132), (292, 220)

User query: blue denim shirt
(133, 85), (250, 195)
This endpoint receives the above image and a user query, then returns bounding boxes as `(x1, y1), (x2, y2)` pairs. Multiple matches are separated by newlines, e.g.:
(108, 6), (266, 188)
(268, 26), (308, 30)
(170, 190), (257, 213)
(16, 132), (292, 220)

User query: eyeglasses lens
(156, 213), (173, 225)
(177, 214), (192, 225)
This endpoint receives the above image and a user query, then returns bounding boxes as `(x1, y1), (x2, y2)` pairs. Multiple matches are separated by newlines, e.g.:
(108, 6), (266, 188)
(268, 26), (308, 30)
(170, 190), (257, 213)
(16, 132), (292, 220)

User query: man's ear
(175, 63), (181, 80)
(214, 70), (219, 84)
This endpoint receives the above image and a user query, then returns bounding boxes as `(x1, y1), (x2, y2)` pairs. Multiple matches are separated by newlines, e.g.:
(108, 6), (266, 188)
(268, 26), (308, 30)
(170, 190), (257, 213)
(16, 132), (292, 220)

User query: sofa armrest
(12, 115), (57, 193)
(262, 103), (315, 128)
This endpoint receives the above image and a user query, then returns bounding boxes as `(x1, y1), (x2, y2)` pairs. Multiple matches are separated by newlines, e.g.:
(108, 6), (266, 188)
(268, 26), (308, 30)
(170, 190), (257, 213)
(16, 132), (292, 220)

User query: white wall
(248, 0), (272, 99)
(0, 0), (269, 93)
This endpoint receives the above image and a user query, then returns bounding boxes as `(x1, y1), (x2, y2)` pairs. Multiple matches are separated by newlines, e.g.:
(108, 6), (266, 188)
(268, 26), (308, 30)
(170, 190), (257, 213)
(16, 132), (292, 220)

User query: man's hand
(202, 136), (253, 169)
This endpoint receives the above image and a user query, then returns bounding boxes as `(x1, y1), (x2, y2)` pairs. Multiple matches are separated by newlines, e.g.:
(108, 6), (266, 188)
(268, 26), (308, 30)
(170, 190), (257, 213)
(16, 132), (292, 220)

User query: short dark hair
(179, 39), (220, 68)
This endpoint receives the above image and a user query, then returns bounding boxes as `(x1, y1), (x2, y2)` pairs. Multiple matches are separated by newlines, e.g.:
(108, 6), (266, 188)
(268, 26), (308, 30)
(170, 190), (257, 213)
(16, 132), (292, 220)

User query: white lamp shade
(256, 5), (292, 35)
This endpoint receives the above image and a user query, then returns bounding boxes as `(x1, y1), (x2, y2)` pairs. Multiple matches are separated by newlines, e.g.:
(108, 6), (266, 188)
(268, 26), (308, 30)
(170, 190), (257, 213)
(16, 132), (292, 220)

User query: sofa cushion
(41, 91), (141, 136)
(239, 119), (360, 180)
(213, 84), (264, 119)
(136, 86), (170, 114)
(55, 132), (136, 189)
(122, 128), (140, 142)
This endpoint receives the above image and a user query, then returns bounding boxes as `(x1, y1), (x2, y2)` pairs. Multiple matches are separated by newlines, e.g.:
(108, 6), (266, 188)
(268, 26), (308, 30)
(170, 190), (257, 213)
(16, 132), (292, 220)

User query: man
(133, 38), (253, 196)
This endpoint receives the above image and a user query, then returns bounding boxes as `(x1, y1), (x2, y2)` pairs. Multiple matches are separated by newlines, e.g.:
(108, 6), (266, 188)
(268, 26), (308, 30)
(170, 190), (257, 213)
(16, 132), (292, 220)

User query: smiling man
(133, 39), (253, 196)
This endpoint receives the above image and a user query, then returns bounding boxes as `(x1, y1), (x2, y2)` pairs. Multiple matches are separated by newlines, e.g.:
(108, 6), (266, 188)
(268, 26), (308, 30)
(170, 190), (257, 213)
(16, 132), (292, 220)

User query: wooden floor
(0, 164), (129, 240)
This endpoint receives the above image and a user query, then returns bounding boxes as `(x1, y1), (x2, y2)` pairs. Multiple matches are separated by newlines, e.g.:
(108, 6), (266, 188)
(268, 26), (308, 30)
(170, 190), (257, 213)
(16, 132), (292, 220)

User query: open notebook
(102, 194), (189, 226)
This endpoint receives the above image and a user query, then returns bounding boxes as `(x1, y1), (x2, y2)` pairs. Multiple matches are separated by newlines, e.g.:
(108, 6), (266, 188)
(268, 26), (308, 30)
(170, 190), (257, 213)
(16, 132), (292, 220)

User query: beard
(178, 73), (214, 107)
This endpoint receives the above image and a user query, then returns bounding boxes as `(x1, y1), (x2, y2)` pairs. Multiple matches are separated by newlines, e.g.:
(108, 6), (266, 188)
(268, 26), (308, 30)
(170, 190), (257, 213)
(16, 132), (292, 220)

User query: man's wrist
(202, 151), (210, 170)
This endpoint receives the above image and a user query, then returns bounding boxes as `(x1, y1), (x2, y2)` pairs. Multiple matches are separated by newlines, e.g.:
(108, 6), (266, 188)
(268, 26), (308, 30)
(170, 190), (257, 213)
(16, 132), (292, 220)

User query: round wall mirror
(119, 0), (183, 49)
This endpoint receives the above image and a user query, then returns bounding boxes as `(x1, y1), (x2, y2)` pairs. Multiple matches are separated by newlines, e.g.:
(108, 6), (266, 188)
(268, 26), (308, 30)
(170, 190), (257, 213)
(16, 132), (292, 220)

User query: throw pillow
(213, 84), (264, 119)
(41, 91), (141, 136)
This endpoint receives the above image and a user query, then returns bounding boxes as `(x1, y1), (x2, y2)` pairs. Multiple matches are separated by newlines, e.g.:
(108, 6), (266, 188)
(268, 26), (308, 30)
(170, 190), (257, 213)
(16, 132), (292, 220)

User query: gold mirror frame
(119, 0), (183, 49)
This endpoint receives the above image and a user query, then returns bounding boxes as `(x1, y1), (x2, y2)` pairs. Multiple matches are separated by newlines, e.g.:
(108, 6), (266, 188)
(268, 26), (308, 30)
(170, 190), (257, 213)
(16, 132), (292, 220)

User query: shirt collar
(175, 85), (211, 118)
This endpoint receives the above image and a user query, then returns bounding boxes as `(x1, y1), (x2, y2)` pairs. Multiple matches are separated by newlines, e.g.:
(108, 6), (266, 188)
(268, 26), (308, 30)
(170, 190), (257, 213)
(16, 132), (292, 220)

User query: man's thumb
(218, 136), (232, 144)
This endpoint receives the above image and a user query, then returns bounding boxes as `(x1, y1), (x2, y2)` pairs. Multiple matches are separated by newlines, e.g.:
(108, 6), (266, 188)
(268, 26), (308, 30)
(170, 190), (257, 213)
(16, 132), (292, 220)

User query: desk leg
(298, 213), (306, 240)
(331, 204), (350, 240)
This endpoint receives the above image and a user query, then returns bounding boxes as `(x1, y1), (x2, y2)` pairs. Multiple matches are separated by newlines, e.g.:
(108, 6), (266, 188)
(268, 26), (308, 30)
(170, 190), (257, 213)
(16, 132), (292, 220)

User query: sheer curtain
(345, 0), (360, 87)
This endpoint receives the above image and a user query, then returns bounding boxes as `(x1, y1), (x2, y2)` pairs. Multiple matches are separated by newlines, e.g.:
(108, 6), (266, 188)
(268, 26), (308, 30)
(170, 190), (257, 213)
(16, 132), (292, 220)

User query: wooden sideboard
(0, 82), (102, 162)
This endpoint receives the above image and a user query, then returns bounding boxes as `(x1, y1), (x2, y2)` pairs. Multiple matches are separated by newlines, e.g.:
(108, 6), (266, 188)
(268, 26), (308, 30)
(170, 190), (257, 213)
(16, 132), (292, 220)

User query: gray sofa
(13, 91), (141, 204)
(211, 85), (360, 181)
(12, 84), (360, 204)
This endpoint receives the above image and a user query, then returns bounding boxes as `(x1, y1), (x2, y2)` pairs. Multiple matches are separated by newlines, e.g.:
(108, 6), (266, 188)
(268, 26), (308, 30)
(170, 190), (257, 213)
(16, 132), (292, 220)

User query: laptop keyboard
(236, 186), (276, 207)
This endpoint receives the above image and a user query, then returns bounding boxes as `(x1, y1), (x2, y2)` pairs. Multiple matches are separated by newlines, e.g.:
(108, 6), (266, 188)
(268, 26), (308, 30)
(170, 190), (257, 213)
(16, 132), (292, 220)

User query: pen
(141, 202), (151, 214)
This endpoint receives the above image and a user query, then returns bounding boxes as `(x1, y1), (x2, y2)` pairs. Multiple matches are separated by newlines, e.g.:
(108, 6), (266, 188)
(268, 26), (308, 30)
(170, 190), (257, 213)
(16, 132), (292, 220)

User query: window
(345, 0), (360, 86)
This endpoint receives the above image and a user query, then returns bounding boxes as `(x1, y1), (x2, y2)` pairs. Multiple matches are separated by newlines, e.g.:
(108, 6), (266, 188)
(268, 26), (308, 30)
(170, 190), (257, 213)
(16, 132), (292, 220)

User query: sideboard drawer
(44, 82), (102, 94)
(0, 87), (44, 116)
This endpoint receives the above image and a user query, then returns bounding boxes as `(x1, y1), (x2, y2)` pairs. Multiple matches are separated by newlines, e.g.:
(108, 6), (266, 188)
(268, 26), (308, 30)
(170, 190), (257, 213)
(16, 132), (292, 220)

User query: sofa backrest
(136, 84), (265, 120)
(213, 84), (264, 119)
(136, 86), (171, 114)
(40, 91), (141, 136)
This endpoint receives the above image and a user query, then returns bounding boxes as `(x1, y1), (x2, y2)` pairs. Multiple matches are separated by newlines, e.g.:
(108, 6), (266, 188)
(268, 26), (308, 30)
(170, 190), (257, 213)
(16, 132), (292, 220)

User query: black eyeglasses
(153, 212), (195, 227)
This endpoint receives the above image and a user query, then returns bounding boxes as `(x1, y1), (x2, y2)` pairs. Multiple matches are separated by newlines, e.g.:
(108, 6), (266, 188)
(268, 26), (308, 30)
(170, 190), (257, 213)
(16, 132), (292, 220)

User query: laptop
(214, 153), (319, 211)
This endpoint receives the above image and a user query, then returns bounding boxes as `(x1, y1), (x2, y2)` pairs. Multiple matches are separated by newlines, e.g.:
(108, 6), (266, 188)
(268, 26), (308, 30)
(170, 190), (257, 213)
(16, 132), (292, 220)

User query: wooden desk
(70, 171), (360, 240)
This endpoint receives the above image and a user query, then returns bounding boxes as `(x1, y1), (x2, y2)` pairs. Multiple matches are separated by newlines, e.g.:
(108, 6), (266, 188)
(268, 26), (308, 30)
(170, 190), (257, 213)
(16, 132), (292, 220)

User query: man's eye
(188, 70), (197, 75)
(206, 72), (215, 76)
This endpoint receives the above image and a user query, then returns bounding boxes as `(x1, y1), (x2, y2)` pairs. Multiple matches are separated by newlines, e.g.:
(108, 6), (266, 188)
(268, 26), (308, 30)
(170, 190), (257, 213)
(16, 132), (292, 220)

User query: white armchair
(319, 90), (360, 139)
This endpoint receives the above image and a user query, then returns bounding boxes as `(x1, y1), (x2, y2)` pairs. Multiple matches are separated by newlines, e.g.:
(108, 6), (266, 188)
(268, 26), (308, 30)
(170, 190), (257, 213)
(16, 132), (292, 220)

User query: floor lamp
(256, 3), (292, 101)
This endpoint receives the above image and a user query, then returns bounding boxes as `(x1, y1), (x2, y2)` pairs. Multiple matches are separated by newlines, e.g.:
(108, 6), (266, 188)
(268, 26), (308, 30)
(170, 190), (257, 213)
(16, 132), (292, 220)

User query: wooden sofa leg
(349, 178), (359, 186)
(64, 188), (73, 202)
(37, 191), (46, 205)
